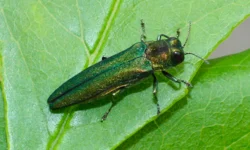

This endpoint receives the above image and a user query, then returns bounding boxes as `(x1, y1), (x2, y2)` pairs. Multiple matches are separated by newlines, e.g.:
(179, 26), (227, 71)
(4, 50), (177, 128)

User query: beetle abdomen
(48, 56), (152, 109)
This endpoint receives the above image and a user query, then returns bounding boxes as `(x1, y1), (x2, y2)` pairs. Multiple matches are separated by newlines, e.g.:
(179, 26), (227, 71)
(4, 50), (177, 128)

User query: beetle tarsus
(181, 80), (193, 87)
(156, 103), (160, 115)
(153, 94), (161, 115)
(176, 29), (180, 39)
(101, 101), (116, 122)
(140, 19), (146, 42)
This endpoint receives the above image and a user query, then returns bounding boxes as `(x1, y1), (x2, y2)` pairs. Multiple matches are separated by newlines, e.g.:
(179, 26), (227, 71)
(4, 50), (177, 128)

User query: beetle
(48, 20), (207, 121)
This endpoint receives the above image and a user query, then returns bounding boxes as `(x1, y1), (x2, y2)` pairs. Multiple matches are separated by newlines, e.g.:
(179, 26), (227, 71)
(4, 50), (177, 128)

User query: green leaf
(0, 0), (249, 149)
(118, 49), (250, 149)
(0, 86), (7, 150)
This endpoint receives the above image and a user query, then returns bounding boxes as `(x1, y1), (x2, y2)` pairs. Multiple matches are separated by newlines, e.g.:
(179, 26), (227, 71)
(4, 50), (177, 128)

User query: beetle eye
(172, 51), (184, 65)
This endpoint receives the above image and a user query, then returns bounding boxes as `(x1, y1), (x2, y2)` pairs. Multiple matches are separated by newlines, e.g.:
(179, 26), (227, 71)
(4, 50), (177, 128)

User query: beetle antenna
(183, 21), (191, 48)
(140, 19), (146, 42)
(185, 52), (210, 64)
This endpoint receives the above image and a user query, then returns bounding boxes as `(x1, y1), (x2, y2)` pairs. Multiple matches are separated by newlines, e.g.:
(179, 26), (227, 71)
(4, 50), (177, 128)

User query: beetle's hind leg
(152, 73), (160, 115)
(101, 88), (125, 122)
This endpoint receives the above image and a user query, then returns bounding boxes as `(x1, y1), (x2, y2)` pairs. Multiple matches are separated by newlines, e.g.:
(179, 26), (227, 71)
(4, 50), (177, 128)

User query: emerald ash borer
(48, 20), (208, 121)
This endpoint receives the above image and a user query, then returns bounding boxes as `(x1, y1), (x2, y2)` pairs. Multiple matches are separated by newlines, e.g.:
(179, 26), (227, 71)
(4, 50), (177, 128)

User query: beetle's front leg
(152, 73), (160, 115)
(140, 19), (146, 42)
(157, 34), (170, 40)
(162, 71), (192, 87)
(176, 28), (180, 39)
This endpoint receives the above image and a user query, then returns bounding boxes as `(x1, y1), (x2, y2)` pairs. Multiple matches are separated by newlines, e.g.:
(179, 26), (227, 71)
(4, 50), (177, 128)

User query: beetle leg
(112, 89), (123, 96)
(101, 88), (125, 122)
(139, 20), (148, 51)
(101, 100), (116, 122)
(162, 71), (193, 87)
(152, 73), (160, 114)
(176, 28), (180, 39)
(157, 34), (170, 40)
(152, 73), (158, 94)
(140, 19), (146, 42)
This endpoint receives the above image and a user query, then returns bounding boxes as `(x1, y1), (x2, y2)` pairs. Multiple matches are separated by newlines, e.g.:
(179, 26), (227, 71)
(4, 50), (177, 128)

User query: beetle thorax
(145, 40), (171, 70)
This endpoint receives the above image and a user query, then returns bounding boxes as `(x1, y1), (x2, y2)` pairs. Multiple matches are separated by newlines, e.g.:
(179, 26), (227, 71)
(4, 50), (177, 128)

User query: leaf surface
(0, 0), (249, 149)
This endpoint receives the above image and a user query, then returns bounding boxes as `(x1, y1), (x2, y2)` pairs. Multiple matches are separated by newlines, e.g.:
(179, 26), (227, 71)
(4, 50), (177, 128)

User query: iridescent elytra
(48, 20), (208, 121)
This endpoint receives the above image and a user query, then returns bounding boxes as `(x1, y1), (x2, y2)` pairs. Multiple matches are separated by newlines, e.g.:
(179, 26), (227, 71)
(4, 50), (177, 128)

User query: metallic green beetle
(48, 20), (207, 121)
